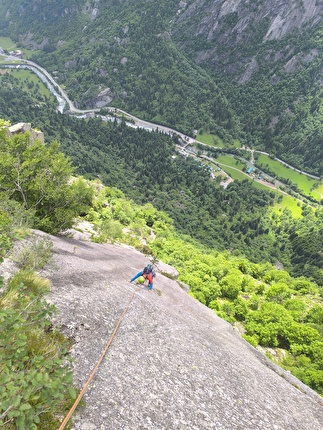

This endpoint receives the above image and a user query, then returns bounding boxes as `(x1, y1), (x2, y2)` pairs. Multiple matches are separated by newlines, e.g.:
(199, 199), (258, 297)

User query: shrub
(10, 235), (53, 271)
(0, 271), (76, 429)
(242, 334), (259, 348)
(233, 297), (249, 321)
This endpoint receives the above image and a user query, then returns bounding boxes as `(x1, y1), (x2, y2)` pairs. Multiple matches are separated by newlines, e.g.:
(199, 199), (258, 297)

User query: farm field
(255, 154), (322, 202)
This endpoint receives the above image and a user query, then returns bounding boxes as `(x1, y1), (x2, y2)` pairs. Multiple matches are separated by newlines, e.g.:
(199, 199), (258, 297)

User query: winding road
(0, 53), (321, 196)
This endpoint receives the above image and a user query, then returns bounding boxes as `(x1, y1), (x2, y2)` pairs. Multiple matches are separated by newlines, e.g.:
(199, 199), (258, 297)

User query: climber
(130, 263), (155, 290)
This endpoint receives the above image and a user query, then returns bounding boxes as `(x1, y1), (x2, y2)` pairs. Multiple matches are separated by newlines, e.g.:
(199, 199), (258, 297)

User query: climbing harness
(58, 287), (138, 430)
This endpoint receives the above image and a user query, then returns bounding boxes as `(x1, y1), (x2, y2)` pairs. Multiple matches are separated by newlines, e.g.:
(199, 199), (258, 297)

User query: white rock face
(264, 0), (321, 41)
(175, 0), (322, 80)
(238, 57), (259, 83)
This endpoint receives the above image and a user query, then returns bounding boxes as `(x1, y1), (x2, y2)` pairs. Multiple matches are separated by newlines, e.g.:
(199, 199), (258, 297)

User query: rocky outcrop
(1, 228), (323, 428)
(26, 229), (323, 430)
(84, 88), (115, 109)
(4, 122), (44, 144)
(176, 0), (321, 44)
(82, 0), (100, 20)
(174, 0), (322, 81)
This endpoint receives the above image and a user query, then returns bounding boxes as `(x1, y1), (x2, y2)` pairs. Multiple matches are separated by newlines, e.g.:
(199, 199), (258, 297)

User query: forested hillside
(172, 0), (323, 173)
(0, 0), (321, 173)
(0, 0), (239, 139)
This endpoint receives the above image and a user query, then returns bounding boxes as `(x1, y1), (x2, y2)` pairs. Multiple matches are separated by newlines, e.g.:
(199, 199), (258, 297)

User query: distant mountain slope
(0, 0), (322, 172)
(41, 229), (323, 430)
(0, 0), (239, 137)
(173, 0), (322, 78)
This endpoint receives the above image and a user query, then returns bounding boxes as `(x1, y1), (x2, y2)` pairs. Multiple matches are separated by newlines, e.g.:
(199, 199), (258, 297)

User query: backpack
(143, 264), (153, 275)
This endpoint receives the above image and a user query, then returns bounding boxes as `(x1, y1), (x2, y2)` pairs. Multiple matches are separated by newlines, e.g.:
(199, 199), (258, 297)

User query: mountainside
(1, 0), (322, 172)
(7, 228), (322, 430)
(173, 0), (322, 78)
(0, 0), (240, 138)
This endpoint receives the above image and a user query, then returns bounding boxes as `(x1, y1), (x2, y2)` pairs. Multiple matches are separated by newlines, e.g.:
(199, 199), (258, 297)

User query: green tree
(305, 306), (323, 324)
(283, 298), (307, 322)
(245, 302), (294, 347)
(265, 282), (292, 303)
(220, 269), (243, 299)
(233, 297), (249, 321)
(0, 130), (93, 233)
(0, 210), (13, 261)
(286, 323), (320, 348)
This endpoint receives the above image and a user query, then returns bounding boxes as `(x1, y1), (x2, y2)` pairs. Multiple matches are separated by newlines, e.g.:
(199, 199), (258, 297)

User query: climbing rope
(58, 287), (138, 430)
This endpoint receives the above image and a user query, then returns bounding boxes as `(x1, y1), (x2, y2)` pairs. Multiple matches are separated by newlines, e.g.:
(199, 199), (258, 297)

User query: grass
(0, 68), (53, 98)
(255, 154), (322, 201)
(215, 164), (248, 181)
(312, 183), (323, 201)
(196, 130), (241, 149)
(215, 155), (255, 182)
(196, 130), (223, 146)
(216, 154), (246, 170)
(251, 180), (275, 191)
(0, 36), (17, 51)
(272, 195), (303, 218)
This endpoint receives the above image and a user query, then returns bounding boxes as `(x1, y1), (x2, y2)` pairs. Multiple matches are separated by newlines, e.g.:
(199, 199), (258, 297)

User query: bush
(242, 334), (259, 348)
(10, 235), (53, 271)
(233, 297), (249, 321)
(0, 271), (76, 429)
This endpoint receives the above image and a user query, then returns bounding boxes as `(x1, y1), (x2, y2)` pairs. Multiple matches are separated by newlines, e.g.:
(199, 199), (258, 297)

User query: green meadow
(0, 68), (53, 98)
(216, 154), (246, 170)
(255, 154), (322, 201)
(196, 131), (241, 149)
(215, 155), (252, 181)
(0, 37), (17, 51)
(272, 194), (303, 218)
(196, 130), (223, 147)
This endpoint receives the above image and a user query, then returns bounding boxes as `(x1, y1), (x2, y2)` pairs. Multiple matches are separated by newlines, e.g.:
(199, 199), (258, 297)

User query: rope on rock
(58, 287), (138, 430)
